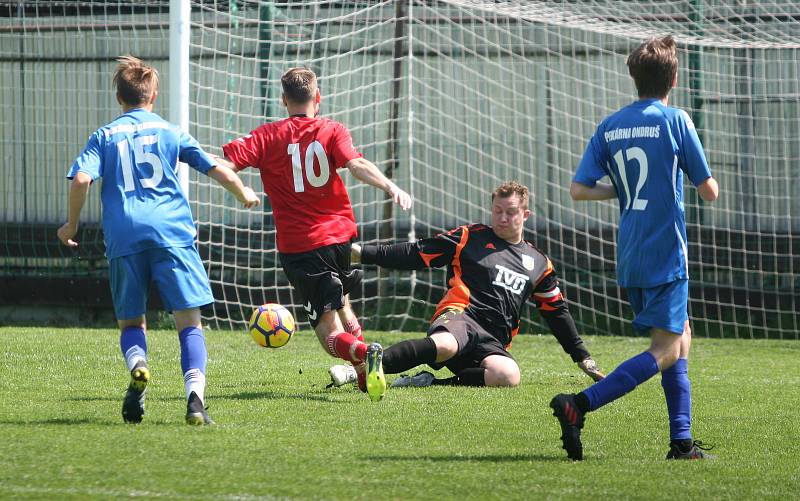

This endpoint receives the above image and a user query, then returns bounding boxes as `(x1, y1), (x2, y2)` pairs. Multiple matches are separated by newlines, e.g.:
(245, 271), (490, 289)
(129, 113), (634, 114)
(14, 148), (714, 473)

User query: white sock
(124, 346), (147, 372)
(184, 368), (206, 403)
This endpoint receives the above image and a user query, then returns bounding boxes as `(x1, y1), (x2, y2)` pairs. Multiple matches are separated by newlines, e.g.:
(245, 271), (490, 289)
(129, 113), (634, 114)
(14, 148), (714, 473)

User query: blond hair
(113, 55), (159, 106)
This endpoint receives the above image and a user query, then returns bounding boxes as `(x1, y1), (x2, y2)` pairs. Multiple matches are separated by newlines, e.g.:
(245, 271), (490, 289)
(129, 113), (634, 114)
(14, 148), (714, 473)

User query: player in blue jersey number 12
(57, 56), (261, 425)
(549, 36), (719, 460)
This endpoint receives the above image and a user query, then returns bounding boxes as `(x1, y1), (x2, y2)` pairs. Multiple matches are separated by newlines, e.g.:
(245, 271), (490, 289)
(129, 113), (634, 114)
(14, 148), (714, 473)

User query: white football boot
(328, 364), (358, 387)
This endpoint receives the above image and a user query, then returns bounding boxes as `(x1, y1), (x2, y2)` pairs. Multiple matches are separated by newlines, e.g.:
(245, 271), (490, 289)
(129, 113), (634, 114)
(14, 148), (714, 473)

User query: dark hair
(281, 67), (318, 104)
(626, 36), (678, 98)
(113, 55), (159, 106)
(492, 181), (529, 210)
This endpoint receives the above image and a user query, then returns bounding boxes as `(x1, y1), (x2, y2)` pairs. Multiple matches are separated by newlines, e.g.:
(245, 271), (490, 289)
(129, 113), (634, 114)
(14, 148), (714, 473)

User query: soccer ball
(248, 303), (295, 348)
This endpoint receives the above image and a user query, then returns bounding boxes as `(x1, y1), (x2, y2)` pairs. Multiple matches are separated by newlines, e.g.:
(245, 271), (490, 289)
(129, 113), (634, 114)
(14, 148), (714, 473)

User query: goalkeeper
(330, 181), (604, 388)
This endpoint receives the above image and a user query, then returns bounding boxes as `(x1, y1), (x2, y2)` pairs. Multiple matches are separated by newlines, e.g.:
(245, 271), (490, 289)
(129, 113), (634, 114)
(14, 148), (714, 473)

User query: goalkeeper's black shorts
(426, 309), (514, 374)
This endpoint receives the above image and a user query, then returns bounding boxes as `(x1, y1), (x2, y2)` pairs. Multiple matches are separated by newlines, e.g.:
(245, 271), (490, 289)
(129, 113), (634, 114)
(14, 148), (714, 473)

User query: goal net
(189, 0), (799, 339)
(2, 1), (798, 339)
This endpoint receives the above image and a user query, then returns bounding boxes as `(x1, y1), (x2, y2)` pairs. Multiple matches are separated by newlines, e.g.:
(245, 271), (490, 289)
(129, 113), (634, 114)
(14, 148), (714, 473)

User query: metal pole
(258, 2), (274, 120)
(399, 0), (416, 331)
(406, 0), (415, 244)
(170, 0), (191, 195)
(382, 0), (406, 241)
(18, 3), (27, 222)
(688, 0), (705, 224)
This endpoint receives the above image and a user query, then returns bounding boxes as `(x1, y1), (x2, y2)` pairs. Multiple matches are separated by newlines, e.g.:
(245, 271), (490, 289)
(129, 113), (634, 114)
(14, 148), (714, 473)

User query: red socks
(343, 318), (363, 342)
(326, 332), (367, 363)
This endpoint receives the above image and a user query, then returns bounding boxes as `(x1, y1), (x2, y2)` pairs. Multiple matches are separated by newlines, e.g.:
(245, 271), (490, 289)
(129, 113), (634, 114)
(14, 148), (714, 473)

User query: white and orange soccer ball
(248, 303), (295, 348)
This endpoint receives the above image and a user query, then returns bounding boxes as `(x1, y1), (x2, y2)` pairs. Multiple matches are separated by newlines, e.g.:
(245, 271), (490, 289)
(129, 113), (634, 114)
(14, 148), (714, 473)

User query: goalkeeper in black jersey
(329, 181), (604, 388)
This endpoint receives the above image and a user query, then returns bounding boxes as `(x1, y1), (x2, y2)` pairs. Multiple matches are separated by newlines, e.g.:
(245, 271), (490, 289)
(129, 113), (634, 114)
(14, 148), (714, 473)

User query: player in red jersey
(329, 182), (604, 389)
(218, 67), (411, 401)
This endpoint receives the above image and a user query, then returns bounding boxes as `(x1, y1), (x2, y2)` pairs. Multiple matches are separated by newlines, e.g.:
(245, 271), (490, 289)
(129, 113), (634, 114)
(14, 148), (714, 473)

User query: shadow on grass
(0, 417), (174, 426)
(215, 390), (347, 403)
(68, 395), (187, 402)
(68, 387), (350, 404)
(364, 453), (562, 463)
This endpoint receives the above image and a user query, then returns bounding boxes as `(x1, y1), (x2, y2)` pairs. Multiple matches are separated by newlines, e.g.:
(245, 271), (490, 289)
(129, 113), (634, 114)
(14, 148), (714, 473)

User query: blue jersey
(574, 99), (712, 288)
(67, 109), (216, 259)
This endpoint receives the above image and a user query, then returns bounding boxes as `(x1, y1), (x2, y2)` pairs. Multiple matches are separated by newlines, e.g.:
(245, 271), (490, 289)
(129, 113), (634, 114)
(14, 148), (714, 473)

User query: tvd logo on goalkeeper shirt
(492, 264), (529, 295)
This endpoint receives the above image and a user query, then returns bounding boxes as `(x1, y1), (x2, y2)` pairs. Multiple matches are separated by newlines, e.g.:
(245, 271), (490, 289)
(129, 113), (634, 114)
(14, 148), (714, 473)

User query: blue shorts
(109, 246), (214, 320)
(626, 279), (688, 335)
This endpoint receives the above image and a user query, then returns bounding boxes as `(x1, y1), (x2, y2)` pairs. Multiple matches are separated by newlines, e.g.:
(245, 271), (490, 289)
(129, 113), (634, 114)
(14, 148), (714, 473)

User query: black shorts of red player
(426, 309), (514, 374)
(279, 241), (362, 328)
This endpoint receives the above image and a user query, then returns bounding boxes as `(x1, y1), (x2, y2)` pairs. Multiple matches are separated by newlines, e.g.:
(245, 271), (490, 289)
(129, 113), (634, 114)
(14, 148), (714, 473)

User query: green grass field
(1, 326), (798, 500)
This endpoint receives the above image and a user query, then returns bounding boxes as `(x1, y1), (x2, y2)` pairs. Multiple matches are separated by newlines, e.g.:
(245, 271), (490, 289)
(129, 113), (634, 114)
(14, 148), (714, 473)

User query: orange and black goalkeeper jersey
(360, 224), (590, 360)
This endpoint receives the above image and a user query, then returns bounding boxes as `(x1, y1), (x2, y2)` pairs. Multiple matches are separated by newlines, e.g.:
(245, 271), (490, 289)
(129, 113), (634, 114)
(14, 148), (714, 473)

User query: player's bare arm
(210, 154), (240, 172)
(696, 176), (719, 202)
(57, 171), (93, 247)
(207, 164), (261, 208)
(345, 157), (412, 210)
(569, 180), (617, 201)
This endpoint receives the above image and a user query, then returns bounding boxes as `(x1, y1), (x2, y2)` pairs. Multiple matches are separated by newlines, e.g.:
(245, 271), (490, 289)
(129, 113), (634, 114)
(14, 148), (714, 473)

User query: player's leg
(480, 355), (521, 387)
(662, 320), (693, 444)
(313, 312), (383, 401)
(382, 330), (457, 388)
(118, 316), (151, 424)
(333, 251), (369, 387)
(388, 311), (489, 388)
(629, 279), (711, 458)
(549, 324), (673, 460)
(661, 320), (696, 457)
(330, 295), (370, 389)
(383, 310), (463, 375)
(282, 243), (383, 400)
(462, 330), (518, 387)
(313, 309), (370, 364)
(151, 246), (215, 424)
(338, 295), (364, 342)
(410, 355), (519, 388)
(280, 245), (369, 364)
(328, 323), (445, 389)
(316, 305), (384, 400)
(172, 308), (213, 425)
(426, 332), (519, 388)
(550, 284), (677, 459)
(110, 253), (152, 424)
(333, 243), (366, 347)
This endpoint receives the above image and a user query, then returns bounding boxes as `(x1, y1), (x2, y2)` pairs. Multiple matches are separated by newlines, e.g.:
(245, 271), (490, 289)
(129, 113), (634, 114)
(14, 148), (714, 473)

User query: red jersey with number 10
(222, 116), (362, 253)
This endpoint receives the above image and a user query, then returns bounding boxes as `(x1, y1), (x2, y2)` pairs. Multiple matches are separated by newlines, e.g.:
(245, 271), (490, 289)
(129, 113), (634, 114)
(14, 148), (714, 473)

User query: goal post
(170, 0), (191, 194)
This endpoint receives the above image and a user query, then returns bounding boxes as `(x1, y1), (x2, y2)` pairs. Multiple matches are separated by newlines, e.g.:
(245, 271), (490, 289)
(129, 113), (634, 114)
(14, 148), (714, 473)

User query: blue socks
(179, 327), (208, 403)
(120, 326), (147, 371)
(578, 353), (693, 441)
(121, 326), (209, 403)
(178, 327), (207, 374)
(582, 351), (659, 411)
(661, 358), (692, 440)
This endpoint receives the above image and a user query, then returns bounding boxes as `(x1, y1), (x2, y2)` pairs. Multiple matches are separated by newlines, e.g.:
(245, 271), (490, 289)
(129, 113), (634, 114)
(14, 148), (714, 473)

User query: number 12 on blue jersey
(611, 146), (649, 212)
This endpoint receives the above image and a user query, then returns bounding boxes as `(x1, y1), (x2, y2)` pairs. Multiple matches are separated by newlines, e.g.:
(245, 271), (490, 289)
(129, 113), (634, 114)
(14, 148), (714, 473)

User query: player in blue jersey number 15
(57, 56), (261, 425)
(549, 36), (719, 460)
